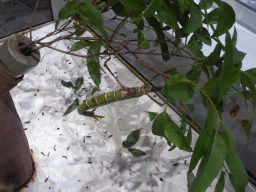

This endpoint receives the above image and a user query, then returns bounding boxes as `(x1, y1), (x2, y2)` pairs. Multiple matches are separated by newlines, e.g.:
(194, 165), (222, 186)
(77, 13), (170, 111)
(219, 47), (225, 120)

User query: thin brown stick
(66, 37), (200, 61)
(109, 10), (137, 43)
(30, 25), (89, 51)
(29, 0), (40, 42)
(100, 0), (116, 13)
(117, 41), (172, 78)
(104, 56), (124, 88)
(19, 17), (76, 51)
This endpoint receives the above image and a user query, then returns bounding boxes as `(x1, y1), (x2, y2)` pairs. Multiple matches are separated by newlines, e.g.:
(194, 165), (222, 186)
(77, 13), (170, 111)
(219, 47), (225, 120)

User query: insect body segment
(78, 86), (162, 114)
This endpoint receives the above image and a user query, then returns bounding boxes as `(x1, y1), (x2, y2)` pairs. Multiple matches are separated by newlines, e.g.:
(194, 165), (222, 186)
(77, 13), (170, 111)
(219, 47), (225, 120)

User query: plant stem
(29, 0), (40, 42)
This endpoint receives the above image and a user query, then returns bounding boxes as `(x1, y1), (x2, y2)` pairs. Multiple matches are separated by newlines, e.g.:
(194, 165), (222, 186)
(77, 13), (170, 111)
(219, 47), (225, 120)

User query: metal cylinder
(0, 34), (40, 78)
(0, 34), (40, 191)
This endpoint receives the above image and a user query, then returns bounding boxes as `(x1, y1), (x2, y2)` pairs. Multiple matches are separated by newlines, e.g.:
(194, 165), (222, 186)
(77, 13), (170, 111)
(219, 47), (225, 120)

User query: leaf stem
(190, 81), (222, 124)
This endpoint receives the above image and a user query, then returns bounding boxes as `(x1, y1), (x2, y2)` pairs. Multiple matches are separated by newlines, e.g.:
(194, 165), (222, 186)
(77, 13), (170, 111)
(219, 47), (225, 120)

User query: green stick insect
(77, 85), (163, 120)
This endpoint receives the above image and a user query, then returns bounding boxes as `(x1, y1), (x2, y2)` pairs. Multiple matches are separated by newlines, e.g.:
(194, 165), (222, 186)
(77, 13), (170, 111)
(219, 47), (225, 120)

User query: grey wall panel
(0, 0), (53, 39)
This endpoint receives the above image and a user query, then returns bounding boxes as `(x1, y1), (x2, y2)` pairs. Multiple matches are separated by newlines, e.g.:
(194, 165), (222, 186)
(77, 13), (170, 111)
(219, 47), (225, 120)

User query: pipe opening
(18, 42), (32, 56)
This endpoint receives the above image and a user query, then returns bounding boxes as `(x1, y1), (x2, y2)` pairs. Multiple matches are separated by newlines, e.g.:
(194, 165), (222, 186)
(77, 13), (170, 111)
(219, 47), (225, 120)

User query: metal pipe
(0, 34), (40, 191)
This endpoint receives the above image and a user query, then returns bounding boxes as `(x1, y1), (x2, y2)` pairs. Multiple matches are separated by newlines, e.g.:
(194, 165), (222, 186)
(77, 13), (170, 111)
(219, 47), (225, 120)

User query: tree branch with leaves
(18, 0), (256, 191)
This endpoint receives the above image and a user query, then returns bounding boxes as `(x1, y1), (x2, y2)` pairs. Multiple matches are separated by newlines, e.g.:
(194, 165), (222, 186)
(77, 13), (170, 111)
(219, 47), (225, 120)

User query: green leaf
(167, 82), (195, 102)
(138, 31), (150, 49)
(185, 104), (197, 123)
(91, 87), (99, 96)
(167, 74), (189, 83)
(212, 1), (236, 37)
(204, 77), (219, 95)
(189, 130), (226, 192)
(198, 27), (212, 46)
(71, 40), (92, 51)
(218, 70), (240, 101)
(245, 68), (256, 77)
(187, 33), (203, 48)
(122, 129), (141, 148)
(188, 102), (214, 173)
(162, 111), (192, 152)
(186, 66), (202, 83)
(78, 2), (108, 43)
(228, 91), (253, 99)
(146, 111), (158, 121)
(187, 172), (196, 189)
(187, 40), (204, 59)
(96, 2), (105, 11)
(180, 113), (187, 135)
(74, 77), (84, 94)
(221, 31), (235, 76)
(187, 126), (192, 146)
(63, 98), (79, 116)
(199, 0), (213, 9)
(155, 11), (176, 29)
(165, 68), (178, 76)
(61, 80), (74, 89)
(185, 104), (194, 114)
(152, 112), (165, 137)
(168, 112), (187, 152)
(168, 144), (176, 151)
(128, 148), (146, 157)
(201, 63), (211, 80)
(142, 0), (163, 17)
(203, 8), (219, 25)
(213, 32), (240, 101)
(221, 126), (248, 192)
(122, 0), (145, 13)
(58, 1), (79, 20)
(232, 27), (237, 50)
(73, 22), (86, 37)
(215, 171), (225, 192)
(78, 2), (103, 26)
(164, 74), (195, 102)
(235, 78), (241, 87)
(240, 120), (252, 146)
(241, 72), (256, 110)
(203, 43), (221, 66)
(112, 2), (132, 17)
(55, 20), (60, 30)
(135, 20), (144, 31)
(244, 71), (256, 84)
(233, 48), (246, 65)
(243, 111), (256, 119)
(185, 2), (202, 33)
(87, 41), (102, 86)
(146, 17), (170, 61)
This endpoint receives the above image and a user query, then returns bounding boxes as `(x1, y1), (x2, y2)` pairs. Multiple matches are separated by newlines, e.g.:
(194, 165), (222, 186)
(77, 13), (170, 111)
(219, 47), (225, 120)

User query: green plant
(19, 0), (256, 191)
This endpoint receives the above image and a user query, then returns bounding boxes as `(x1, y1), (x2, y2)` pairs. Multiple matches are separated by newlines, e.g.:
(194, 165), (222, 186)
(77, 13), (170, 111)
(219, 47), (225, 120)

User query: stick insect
(77, 85), (163, 120)
(77, 55), (165, 120)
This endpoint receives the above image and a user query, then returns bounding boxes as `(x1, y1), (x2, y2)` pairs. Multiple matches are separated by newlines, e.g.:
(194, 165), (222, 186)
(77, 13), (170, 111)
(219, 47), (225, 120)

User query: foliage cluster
(25, 0), (256, 191)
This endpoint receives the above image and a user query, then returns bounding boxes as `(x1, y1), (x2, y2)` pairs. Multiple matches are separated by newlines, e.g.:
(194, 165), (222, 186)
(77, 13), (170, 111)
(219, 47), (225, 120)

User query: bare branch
(29, 0), (40, 42)
(109, 10), (137, 43)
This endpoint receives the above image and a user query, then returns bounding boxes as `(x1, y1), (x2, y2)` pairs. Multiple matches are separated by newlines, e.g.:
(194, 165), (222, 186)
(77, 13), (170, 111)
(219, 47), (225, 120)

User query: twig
(109, 10), (137, 43)
(31, 25), (89, 51)
(104, 56), (124, 88)
(100, 0), (117, 13)
(118, 41), (172, 78)
(19, 17), (76, 51)
(29, 0), (40, 42)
